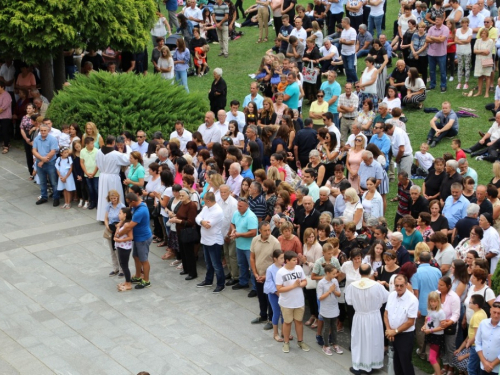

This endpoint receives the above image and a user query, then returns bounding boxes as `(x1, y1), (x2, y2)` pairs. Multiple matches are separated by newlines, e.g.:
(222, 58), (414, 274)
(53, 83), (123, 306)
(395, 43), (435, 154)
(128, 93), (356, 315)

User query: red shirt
(456, 149), (466, 160)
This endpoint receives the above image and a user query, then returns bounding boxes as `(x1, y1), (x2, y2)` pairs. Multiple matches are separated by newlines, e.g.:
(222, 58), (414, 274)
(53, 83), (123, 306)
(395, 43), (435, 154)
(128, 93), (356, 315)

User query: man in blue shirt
(284, 72), (300, 109)
(358, 150), (384, 193)
(32, 124), (60, 206)
(442, 182), (470, 229)
(293, 118), (318, 168)
(126, 192), (153, 290)
(248, 181), (267, 221)
(427, 101), (459, 148)
(320, 70), (342, 126)
(411, 251), (442, 359)
(369, 121), (391, 169)
(230, 197), (259, 293)
(475, 302), (500, 375)
(243, 82), (264, 110)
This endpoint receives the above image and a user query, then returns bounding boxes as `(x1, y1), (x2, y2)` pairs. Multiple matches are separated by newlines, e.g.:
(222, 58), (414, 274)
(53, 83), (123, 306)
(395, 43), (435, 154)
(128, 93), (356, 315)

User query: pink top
(440, 289), (461, 323)
(427, 24), (450, 56)
(348, 148), (363, 174)
(0, 91), (12, 119)
(16, 73), (36, 88)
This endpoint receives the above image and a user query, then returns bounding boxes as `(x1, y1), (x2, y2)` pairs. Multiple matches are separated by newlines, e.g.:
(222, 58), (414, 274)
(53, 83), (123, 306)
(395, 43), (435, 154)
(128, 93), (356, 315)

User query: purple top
(427, 24), (449, 56)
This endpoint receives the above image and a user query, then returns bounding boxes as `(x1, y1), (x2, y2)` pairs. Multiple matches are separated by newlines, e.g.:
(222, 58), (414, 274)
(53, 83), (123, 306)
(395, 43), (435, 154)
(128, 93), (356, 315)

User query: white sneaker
(449, 76), (454, 82)
(78, 199), (83, 208)
(83, 202), (89, 209)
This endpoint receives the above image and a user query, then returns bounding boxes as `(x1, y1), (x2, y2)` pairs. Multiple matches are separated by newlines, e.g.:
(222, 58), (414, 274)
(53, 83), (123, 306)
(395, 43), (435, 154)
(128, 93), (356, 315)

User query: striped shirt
(338, 92), (359, 119)
(213, 2), (229, 25)
(249, 193), (267, 220)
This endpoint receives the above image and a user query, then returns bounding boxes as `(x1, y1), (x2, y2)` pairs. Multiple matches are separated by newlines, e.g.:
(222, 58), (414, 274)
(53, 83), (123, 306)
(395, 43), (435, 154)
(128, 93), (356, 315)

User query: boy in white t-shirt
(413, 142), (435, 177)
(276, 251), (310, 353)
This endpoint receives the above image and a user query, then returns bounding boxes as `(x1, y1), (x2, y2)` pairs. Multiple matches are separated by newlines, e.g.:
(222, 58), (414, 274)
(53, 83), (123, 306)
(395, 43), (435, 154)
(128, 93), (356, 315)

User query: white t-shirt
(0, 63), (15, 92)
(158, 57), (174, 80)
(398, 14), (417, 34)
(290, 27), (308, 43)
(390, 126), (413, 157)
(426, 309), (446, 334)
(340, 27), (357, 55)
(231, 132), (245, 146)
(313, 30), (324, 47)
(151, 17), (168, 37)
(276, 265), (306, 308)
(487, 122), (500, 142)
(464, 285), (496, 323)
(382, 97), (402, 112)
(405, 77), (426, 92)
(414, 151), (435, 170)
(184, 6), (203, 26)
(456, 27), (473, 54)
(320, 45), (340, 60)
(370, 0), (385, 16)
(316, 278), (340, 318)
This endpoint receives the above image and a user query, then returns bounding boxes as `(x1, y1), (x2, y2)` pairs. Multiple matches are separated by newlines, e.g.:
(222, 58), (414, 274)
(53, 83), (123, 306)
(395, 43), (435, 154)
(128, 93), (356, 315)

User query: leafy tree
(0, 0), (156, 98)
(47, 71), (208, 136)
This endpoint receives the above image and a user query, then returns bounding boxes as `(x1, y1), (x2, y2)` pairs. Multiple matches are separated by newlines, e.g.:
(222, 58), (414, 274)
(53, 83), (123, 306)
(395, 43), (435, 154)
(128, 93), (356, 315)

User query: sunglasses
(317, 95), (324, 98)
(355, 138), (363, 142)
(374, 126), (382, 129)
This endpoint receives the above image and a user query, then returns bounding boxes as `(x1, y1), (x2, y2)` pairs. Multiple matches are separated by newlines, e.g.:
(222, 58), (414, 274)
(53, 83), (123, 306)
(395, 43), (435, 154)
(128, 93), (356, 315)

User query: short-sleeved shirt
(340, 27), (357, 56)
(357, 31), (373, 49)
(284, 81), (300, 109)
(231, 208), (259, 250)
(427, 24), (450, 56)
(312, 256), (341, 276)
(293, 127), (318, 161)
(276, 265), (306, 308)
(33, 134), (59, 163)
(390, 66), (410, 85)
(434, 244), (456, 276)
(386, 290), (419, 332)
(468, 309), (488, 344)
(434, 109), (459, 132)
(132, 202), (153, 241)
(320, 80), (341, 113)
(213, 2), (229, 25)
(80, 147), (100, 177)
(250, 235), (281, 275)
(411, 264), (443, 315)
(282, 0), (297, 19)
(316, 278), (340, 318)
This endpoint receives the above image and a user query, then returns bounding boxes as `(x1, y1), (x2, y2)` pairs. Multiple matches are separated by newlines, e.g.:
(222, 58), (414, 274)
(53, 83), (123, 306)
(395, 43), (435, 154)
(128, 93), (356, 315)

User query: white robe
(96, 149), (130, 221)
(345, 278), (389, 372)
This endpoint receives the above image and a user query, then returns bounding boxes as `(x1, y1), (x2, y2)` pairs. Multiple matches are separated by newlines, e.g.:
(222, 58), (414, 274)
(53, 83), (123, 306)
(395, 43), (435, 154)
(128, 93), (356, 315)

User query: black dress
(208, 77), (227, 114)
(424, 171), (445, 199)
(302, 45), (321, 101)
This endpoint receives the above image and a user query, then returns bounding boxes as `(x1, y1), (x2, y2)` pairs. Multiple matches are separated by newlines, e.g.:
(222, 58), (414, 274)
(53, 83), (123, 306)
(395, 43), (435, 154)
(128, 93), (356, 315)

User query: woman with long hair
(454, 17), (472, 90)
(82, 122), (104, 149)
(316, 128), (339, 183)
(258, 97), (277, 126)
(402, 67), (426, 108)
(173, 37), (191, 93)
(473, 28), (494, 98)
(247, 141), (263, 171)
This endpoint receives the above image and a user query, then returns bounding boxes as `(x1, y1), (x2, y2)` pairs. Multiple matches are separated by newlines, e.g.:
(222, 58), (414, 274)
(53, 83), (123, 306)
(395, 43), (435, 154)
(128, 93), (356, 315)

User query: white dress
(345, 278), (389, 372)
(55, 156), (76, 191)
(95, 149), (130, 221)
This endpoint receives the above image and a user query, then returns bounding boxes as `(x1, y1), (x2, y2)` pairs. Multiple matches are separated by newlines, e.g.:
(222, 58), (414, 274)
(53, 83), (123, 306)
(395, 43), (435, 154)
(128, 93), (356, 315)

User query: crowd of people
(3, 0), (500, 374)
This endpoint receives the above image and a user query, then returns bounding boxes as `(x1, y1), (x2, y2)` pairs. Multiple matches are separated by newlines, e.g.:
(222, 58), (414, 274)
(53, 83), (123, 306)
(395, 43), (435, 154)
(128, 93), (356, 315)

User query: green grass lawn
(155, 1), (495, 228)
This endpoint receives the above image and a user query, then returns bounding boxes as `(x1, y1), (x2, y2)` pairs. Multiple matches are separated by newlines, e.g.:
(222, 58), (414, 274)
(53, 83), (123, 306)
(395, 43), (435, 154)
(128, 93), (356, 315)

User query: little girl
(115, 207), (134, 292)
(55, 147), (76, 209)
(255, 56), (272, 82)
(264, 249), (285, 342)
(446, 20), (456, 82)
(422, 291), (446, 375)
(270, 61), (282, 92)
(71, 140), (89, 208)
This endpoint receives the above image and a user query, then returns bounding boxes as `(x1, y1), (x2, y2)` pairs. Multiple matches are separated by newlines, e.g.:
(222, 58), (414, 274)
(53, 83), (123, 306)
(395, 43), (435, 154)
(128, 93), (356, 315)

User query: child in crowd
(422, 291), (446, 375)
(255, 56), (272, 82)
(311, 242), (341, 345)
(452, 139), (467, 160)
(311, 21), (323, 48)
(80, 137), (100, 210)
(277, 74), (288, 93)
(413, 142), (435, 177)
(264, 250), (285, 342)
(55, 147), (76, 209)
(275, 251), (310, 353)
(316, 264), (343, 355)
(306, 2), (314, 17)
(278, 15), (293, 54)
(194, 44), (210, 77)
(59, 124), (71, 148)
(115, 207), (134, 292)
(71, 139), (89, 209)
(270, 60), (282, 92)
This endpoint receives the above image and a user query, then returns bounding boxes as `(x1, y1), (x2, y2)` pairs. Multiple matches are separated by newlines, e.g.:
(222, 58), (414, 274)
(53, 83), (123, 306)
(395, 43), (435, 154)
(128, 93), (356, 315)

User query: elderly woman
(355, 99), (376, 139)
(314, 186), (334, 213)
(473, 28), (494, 98)
(278, 221), (302, 253)
(417, 212), (435, 245)
(343, 187), (364, 231)
(409, 185), (429, 219)
(428, 199), (449, 237)
(478, 213), (500, 274)
(438, 276), (461, 375)
(306, 149), (326, 186)
(325, 164), (348, 204)
(401, 215), (424, 257)
(423, 158), (446, 202)
(208, 68), (227, 114)
(463, 268), (496, 324)
(293, 185), (309, 233)
(104, 190), (126, 276)
(389, 231), (411, 266)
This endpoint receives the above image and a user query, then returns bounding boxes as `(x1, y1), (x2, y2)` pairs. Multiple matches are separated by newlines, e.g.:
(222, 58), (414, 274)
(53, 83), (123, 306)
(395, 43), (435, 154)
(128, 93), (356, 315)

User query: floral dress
(417, 225), (434, 243)
(357, 110), (376, 137)
(455, 238), (485, 260)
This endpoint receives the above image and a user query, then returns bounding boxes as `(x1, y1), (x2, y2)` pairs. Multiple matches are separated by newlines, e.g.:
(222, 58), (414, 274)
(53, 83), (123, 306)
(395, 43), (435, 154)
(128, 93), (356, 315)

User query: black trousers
(179, 237), (197, 277)
(0, 118), (11, 148)
(23, 139), (33, 176)
(328, 12), (343, 35)
(235, 0), (245, 19)
(273, 16), (282, 37)
(486, 102), (500, 116)
(394, 331), (416, 375)
(304, 287), (319, 317)
(256, 281), (273, 320)
(117, 247), (132, 282)
(413, 55), (428, 84)
(469, 138), (500, 161)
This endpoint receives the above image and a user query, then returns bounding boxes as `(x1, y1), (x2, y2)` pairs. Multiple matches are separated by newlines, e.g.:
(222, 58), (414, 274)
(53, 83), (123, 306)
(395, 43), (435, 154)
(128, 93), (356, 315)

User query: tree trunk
(39, 58), (55, 102)
(53, 49), (66, 92)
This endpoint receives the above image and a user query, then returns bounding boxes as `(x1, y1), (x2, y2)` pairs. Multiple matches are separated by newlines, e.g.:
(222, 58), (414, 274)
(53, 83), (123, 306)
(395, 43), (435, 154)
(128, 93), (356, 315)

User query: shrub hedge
(47, 71), (208, 137)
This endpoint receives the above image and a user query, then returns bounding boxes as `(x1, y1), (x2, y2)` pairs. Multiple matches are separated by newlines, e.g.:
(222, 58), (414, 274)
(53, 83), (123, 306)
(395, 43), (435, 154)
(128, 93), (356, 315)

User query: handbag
(305, 276), (317, 290)
(302, 62), (318, 84)
(444, 322), (457, 335)
(151, 203), (161, 218)
(482, 57), (494, 67)
(179, 226), (200, 243)
(103, 227), (112, 240)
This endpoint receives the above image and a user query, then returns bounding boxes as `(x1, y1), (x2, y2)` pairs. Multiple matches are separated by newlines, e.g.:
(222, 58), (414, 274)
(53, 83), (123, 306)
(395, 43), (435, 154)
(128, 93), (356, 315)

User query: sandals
(2, 147), (8, 154)
(157, 241), (167, 247)
(274, 335), (284, 342)
(305, 316), (316, 326)
(256, 38), (262, 43)
(263, 37), (268, 42)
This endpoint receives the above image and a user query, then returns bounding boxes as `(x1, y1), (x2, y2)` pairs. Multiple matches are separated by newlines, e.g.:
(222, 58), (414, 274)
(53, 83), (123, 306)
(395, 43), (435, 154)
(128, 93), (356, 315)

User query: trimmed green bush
(492, 263), (500, 296)
(46, 71), (208, 136)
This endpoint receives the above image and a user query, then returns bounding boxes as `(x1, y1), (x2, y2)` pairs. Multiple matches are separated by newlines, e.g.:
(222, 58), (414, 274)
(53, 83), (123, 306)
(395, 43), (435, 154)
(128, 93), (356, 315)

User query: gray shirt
(316, 278), (340, 318)
(434, 109), (459, 132)
(286, 42), (305, 64)
(357, 31), (373, 50)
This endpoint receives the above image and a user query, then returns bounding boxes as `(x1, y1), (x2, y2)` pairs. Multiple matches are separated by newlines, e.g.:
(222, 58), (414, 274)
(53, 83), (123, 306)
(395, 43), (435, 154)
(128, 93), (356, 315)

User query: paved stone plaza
(0, 147), (425, 375)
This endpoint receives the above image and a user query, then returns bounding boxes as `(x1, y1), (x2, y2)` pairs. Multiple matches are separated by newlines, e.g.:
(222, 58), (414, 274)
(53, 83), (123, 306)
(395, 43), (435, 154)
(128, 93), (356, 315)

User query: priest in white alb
(95, 135), (130, 221)
(345, 264), (389, 375)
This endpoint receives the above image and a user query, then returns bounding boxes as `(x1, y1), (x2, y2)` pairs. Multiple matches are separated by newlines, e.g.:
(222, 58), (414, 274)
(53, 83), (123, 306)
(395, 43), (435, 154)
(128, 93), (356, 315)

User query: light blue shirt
(369, 134), (391, 169)
(383, 41), (392, 57)
(456, 167), (478, 190)
(442, 194), (470, 229)
(131, 141), (149, 154)
(231, 208), (258, 250)
(475, 318), (500, 373)
(411, 263), (442, 316)
(358, 159), (384, 189)
(306, 181), (320, 202)
(320, 80), (341, 113)
(330, 0), (345, 14)
(107, 202), (126, 224)
(334, 194), (346, 218)
(243, 93), (264, 110)
(33, 134), (59, 162)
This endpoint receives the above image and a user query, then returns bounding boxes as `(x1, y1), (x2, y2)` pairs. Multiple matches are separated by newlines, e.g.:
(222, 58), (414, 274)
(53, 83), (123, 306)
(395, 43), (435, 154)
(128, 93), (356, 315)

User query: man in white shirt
(290, 17), (307, 43)
(198, 112), (221, 150)
(464, 111), (500, 160)
(131, 130), (149, 154)
(214, 109), (229, 136)
(0, 59), (15, 93)
(218, 185), (239, 286)
(169, 120), (193, 152)
(183, 0), (203, 27)
(322, 112), (342, 145)
(346, 122), (367, 149)
(385, 122), (413, 176)
(42, 118), (62, 144)
(477, 0), (491, 17)
(384, 274), (419, 375)
(196, 192), (226, 293)
(227, 100), (246, 132)
(243, 82), (264, 110)
(339, 17), (358, 83)
(226, 162), (244, 197)
(318, 39), (340, 72)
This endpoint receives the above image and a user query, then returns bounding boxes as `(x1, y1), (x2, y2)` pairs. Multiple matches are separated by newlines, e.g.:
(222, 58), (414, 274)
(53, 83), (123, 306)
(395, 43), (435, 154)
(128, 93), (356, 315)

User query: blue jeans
(236, 248), (256, 290)
(175, 70), (189, 93)
(428, 55), (447, 89)
(203, 244), (225, 287)
(333, 113), (340, 128)
(468, 345), (480, 375)
(356, 48), (371, 58)
(342, 53), (358, 83)
(37, 160), (60, 200)
(65, 65), (76, 80)
(268, 293), (283, 325)
(85, 176), (99, 206)
(368, 14), (383, 37)
(427, 122), (459, 144)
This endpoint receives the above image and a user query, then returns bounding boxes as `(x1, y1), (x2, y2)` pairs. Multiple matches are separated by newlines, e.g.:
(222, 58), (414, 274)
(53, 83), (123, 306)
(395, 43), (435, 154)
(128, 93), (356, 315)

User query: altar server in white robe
(96, 135), (130, 221)
(345, 264), (389, 375)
